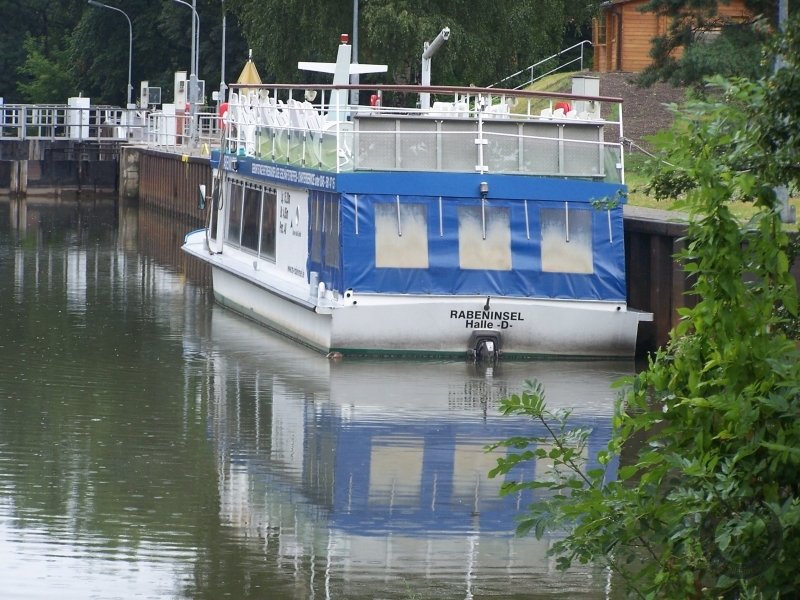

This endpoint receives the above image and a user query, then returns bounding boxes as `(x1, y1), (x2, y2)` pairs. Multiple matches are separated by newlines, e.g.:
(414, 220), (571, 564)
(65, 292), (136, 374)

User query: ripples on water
(0, 197), (630, 599)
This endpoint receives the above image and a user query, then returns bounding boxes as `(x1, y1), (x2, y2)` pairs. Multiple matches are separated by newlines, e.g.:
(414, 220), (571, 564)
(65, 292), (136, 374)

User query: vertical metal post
(476, 112), (486, 174)
(439, 196), (443, 236)
(219, 0), (227, 114)
(396, 195), (402, 236)
(335, 92), (340, 173)
(350, 0), (359, 105)
(481, 196), (486, 240)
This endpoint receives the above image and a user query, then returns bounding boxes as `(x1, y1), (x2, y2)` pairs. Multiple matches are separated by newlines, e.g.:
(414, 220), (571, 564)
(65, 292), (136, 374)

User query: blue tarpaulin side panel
(341, 194), (626, 301)
(307, 191), (343, 293)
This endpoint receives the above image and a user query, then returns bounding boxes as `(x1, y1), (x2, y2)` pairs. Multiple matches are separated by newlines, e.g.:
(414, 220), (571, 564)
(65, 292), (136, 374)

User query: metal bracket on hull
(467, 329), (503, 362)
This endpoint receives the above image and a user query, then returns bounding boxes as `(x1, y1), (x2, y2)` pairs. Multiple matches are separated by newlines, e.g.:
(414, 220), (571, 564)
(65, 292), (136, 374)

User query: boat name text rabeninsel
(450, 310), (523, 329)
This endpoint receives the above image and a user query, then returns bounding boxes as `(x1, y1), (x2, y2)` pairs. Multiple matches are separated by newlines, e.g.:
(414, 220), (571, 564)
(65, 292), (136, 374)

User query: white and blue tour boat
(182, 36), (652, 358)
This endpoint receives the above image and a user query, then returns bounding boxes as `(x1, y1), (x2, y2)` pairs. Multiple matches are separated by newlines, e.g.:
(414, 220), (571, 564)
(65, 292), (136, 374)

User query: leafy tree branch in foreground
(489, 18), (800, 600)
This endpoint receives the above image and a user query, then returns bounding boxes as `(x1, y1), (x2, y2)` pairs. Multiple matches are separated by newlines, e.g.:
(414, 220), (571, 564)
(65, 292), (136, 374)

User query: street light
(87, 0), (133, 106)
(171, 0), (200, 144)
(350, 0), (359, 105)
(171, 0), (200, 87)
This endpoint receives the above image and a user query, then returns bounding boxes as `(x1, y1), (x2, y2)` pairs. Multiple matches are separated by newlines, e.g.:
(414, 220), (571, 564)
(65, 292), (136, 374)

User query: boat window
(457, 205), (511, 270)
(260, 188), (277, 262)
(226, 182), (244, 246)
(324, 195), (340, 267)
(374, 201), (429, 269)
(240, 186), (261, 253)
(310, 195), (323, 263)
(540, 205), (594, 274)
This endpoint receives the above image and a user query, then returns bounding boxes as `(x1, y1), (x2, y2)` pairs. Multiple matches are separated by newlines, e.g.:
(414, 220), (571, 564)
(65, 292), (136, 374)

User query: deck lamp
(87, 0), (133, 107)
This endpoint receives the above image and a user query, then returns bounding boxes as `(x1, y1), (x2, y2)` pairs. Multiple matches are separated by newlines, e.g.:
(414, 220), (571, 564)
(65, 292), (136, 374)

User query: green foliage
(17, 36), (77, 104)
(489, 17), (800, 599)
(0, 0), (249, 105)
(226, 0), (598, 88)
(71, 0), (249, 106)
(638, 22), (769, 89)
(635, 0), (777, 88)
(1, 0), (85, 103)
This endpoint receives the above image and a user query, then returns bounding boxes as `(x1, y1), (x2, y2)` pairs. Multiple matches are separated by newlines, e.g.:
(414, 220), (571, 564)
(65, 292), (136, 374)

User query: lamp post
(350, 0), (359, 105)
(220, 0), (227, 112)
(171, 0), (200, 144)
(87, 0), (133, 106)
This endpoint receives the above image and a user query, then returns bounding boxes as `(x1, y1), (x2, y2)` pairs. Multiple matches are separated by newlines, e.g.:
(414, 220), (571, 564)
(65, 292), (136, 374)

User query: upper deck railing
(224, 83), (625, 184)
(0, 81), (625, 183)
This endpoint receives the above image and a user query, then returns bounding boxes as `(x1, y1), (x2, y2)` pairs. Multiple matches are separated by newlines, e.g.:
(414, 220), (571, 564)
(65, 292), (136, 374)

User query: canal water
(0, 196), (631, 600)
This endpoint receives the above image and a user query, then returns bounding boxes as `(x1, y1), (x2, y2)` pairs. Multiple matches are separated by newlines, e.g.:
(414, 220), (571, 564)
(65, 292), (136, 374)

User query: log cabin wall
(593, 0), (749, 73)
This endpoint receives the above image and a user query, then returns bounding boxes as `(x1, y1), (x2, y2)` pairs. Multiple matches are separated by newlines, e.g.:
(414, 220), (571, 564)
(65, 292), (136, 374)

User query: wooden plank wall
(625, 216), (800, 356)
(593, 0), (750, 73)
(138, 148), (212, 222)
(620, 1), (662, 72)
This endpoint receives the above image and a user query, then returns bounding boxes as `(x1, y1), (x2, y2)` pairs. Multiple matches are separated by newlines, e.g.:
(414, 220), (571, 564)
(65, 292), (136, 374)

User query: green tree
(1, 0), (85, 102)
(635, 0), (781, 87)
(69, 0), (248, 106)
(17, 36), (77, 103)
(489, 19), (800, 599)
(226, 0), (598, 88)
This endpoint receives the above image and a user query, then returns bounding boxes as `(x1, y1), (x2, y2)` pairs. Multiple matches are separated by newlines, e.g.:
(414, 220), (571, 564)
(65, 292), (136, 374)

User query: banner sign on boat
(222, 155), (337, 192)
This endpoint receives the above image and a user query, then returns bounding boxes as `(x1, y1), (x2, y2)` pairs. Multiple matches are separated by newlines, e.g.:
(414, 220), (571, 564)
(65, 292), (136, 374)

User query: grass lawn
(624, 152), (800, 227)
(510, 71), (576, 116)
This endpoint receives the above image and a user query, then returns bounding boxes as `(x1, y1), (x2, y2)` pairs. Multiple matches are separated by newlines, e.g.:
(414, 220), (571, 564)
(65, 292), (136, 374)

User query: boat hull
(206, 262), (645, 359)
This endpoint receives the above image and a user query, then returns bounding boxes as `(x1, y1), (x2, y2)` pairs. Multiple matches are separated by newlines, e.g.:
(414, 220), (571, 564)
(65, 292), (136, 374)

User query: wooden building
(593, 0), (751, 72)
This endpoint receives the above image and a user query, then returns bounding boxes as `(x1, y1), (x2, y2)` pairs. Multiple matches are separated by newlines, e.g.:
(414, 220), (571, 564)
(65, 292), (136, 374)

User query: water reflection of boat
(183, 37), (652, 359)
(201, 307), (627, 597)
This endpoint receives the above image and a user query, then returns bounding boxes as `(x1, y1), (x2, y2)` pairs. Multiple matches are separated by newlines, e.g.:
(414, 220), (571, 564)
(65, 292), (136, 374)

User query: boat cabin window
(374, 201), (429, 269)
(226, 183), (244, 246)
(325, 195), (340, 267)
(260, 188), (277, 262)
(311, 195), (323, 264)
(457, 205), (512, 271)
(540, 204), (594, 274)
(310, 191), (342, 270)
(225, 180), (277, 262)
(241, 185), (261, 253)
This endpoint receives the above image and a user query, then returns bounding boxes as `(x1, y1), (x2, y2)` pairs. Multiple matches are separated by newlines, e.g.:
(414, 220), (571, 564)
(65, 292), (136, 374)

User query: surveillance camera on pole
(420, 27), (450, 111)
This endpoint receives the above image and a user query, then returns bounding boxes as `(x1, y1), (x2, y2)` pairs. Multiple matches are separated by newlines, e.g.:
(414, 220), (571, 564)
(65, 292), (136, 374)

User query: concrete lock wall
(120, 146), (141, 200)
(0, 140), (120, 195)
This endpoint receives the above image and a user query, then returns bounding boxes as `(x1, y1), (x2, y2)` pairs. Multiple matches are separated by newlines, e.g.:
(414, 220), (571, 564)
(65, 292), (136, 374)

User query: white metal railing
(0, 105), (148, 142)
(0, 104), (225, 152)
(488, 40), (594, 90)
(223, 83), (625, 183)
(143, 111), (223, 151)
